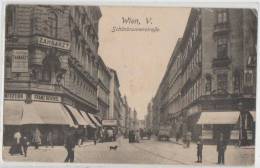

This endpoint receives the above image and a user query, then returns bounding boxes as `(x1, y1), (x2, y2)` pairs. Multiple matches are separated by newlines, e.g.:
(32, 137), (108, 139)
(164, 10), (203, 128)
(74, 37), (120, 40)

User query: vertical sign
(11, 50), (29, 72)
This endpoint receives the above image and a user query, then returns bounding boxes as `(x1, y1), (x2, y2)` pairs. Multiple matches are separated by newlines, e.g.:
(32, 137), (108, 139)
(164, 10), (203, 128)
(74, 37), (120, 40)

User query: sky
(98, 6), (191, 120)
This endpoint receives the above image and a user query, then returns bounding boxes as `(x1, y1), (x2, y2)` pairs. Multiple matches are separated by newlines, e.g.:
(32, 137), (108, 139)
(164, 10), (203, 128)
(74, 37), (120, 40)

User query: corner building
(153, 8), (256, 145)
(4, 5), (102, 145)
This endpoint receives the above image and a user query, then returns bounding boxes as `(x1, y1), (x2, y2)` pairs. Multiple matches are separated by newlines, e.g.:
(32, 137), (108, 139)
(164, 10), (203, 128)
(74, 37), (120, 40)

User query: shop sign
(102, 120), (117, 126)
(11, 50), (28, 72)
(32, 94), (61, 102)
(202, 130), (213, 139)
(34, 36), (70, 50)
(4, 93), (26, 100)
(230, 130), (240, 140)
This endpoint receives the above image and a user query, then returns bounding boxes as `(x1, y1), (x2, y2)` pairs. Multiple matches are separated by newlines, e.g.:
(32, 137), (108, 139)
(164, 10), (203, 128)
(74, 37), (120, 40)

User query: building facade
(97, 55), (111, 120)
(4, 5), (103, 144)
(145, 102), (153, 131)
(107, 68), (122, 132)
(152, 8), (256, 145)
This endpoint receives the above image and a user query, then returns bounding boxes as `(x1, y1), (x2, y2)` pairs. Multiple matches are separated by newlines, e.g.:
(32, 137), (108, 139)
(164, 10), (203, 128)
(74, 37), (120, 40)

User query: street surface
(3, 138), (254, 166)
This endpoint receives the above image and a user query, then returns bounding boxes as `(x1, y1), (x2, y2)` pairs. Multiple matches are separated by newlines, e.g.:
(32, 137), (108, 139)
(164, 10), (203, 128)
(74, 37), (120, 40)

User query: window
(234, 71), (241, 93)
(6, 6), (15, 36)
(205, 76), (212, 93)
(244, 70), (253, 86)
(217, 37), (228, 58)
(48, 12), (58, 38)
(42, 68), (51, 82)
(217, 73), (228, 91)
(217, 10), (228, 24)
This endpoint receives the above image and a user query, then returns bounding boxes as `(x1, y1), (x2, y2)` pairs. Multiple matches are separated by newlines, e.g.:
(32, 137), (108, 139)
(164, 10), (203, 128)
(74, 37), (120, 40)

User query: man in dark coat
(64, 129), (76, 162)
(196, 137), (203, 163)
(217, 134), (227, 164)
(21, 135), (29, 157)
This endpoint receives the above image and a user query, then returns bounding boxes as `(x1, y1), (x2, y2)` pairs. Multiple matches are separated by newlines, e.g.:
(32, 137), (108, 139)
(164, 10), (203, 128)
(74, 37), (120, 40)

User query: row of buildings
(146, 8), (257, 145)
(4, 5), (138, 145)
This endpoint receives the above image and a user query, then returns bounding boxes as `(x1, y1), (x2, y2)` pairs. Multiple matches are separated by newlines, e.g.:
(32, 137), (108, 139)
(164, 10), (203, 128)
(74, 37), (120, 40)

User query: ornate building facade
(4, 5), (103, 144)
(152, 8), (256, 145)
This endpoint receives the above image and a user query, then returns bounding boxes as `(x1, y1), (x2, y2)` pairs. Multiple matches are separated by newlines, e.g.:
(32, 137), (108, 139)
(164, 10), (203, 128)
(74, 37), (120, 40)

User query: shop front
(197, 111), (240, 144)
(3, 92), (97, 146)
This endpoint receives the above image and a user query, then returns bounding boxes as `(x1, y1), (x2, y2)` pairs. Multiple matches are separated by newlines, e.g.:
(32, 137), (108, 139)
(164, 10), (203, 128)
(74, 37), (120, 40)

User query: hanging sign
(11, 50), (28, 72)
(4, 93), (26, 100)
(34, 36), (70, 50)
(32, 94), (61, 102)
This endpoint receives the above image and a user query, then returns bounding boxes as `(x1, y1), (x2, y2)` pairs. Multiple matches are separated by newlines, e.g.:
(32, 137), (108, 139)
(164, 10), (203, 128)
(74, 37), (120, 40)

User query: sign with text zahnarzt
(11, 50), (29, 72)
(32, 94), (61, 103)
(34, 36), (71, 50)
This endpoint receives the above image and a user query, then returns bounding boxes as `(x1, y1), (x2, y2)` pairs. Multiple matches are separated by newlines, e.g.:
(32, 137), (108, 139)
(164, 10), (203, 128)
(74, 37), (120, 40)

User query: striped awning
(88, 113), (102, 127)
(197, 111), (240, 125)
(79, 110), (96, 128)
(4, 101), (75, 126)
(65, 105), (88, 126)
(250, 111), (256, 122)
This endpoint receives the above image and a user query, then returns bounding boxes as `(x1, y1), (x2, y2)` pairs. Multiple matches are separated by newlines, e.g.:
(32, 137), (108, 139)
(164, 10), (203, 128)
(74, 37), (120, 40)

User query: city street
(3, 138), (254, 166)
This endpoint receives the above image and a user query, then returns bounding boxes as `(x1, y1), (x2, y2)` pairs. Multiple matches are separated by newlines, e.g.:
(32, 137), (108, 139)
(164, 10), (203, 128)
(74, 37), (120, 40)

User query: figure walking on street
(196, 137), (203, 163)
(94, 129), (98, 145)
(186, 131), (192, 148)
(9, 129), (23, 155)
(32, 128), (41, 149)
(46, 131), (53, 148)
(21, 134), (29, 157)
(217, 134), (226, 165)
(64, 128), (76, 163)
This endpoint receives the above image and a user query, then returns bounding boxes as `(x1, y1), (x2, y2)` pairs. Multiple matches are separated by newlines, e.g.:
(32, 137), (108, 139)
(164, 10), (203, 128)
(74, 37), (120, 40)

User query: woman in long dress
(117, 131), (123, 147)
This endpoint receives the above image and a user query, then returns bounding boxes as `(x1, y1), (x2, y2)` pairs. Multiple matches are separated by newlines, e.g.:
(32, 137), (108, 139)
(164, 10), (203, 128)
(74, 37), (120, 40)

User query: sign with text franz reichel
(11, 50), (29, 73)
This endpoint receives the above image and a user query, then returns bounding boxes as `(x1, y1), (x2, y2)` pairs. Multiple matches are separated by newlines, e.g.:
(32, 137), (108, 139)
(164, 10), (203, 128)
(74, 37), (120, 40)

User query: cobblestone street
(3, 138), (254, 166)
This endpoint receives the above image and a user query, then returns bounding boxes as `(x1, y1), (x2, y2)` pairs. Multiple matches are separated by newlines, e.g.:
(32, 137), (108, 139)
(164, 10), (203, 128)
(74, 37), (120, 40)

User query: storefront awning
(79, 110), (96, 128)
(23, 102), (75, 126)
(88, 113), (102, 127)
(197, 111), (240, 125)
(3, 101), (23, 125)
(65, 105), (88, 126)
(250, 111), (256, 122)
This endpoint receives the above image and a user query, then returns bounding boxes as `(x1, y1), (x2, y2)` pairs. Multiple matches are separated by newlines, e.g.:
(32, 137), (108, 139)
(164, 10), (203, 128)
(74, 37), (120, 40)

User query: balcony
(4, 81), (63, 93)
(214, 23), (230, 36)
(212, 57), (231, 68)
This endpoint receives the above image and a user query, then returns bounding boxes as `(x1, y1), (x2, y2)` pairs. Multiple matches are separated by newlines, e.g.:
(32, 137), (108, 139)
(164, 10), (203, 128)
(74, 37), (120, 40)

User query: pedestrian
(99, 129), (104, 143)
(21, 134), (30, 157)
(64, 128), (76, 163)
(9, 129), (23, 155)
(186, 131), (192, 148)
(217, 134), (226, 164)
(196, 137), (203, 163)
(32, 128), (41, 149)
(128, 130), (132, 143)
(93, 129), (98, 145)
(46, 131), (54, 148)
(117, 131), (123, 147)
(135, 130), (140, 143)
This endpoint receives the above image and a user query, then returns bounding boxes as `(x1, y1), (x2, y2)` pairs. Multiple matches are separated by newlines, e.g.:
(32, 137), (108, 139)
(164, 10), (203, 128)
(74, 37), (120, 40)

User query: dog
(109, 145), (118, 151)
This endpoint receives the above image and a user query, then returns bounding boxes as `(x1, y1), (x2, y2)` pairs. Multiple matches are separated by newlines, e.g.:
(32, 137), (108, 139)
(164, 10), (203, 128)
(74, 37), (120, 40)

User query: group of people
(128, 130), (140, 143)
(9, 128), (45, 157)
(195, 133), (227, 165)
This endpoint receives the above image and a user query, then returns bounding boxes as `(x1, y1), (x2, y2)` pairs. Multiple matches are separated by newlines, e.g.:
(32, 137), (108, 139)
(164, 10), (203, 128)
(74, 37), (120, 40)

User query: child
(197, 137), (203, 163)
